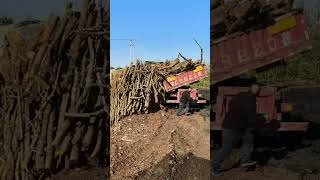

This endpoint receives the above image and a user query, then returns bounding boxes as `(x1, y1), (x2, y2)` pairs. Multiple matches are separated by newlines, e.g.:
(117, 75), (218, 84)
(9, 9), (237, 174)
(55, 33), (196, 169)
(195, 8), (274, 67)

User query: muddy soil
(110, 109), (211, 180)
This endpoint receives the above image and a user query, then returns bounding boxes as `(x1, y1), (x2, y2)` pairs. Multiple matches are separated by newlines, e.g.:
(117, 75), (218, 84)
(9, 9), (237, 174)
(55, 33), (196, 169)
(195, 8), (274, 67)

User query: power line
(129, 40), (134, 64)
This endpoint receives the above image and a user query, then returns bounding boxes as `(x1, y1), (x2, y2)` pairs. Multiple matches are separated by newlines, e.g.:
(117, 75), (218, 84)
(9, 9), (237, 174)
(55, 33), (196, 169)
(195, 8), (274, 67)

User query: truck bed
(211, 13), (312, 84)
(163, 65), (207, 92)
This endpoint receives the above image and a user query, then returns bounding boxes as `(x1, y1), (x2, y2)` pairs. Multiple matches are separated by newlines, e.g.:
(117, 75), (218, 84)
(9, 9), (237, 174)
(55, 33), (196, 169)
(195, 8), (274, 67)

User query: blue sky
(110, 0), (210, 68)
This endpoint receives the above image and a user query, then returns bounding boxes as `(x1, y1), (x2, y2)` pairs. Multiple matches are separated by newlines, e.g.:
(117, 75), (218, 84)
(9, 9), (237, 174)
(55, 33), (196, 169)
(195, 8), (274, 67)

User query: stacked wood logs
(0, 0), (108, 179)
(211, 0), (301, 39)
(110, 58), (201, 124)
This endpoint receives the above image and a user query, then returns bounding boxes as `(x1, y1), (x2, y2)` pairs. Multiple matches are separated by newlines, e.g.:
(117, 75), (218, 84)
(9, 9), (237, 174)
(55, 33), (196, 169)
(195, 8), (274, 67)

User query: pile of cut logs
(211, 0), (303, 39)
(110, 58), (201, 124)
(0, 0), (108, 179)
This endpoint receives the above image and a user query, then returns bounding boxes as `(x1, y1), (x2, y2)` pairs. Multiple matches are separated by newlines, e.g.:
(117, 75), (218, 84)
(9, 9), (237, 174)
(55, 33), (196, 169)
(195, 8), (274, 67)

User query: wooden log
(56, 134), (71, 159)
(52, 93), (69, 147)
(211, 0), (295, 38)
(70, 145), (80, 165)
(44, 109), (55, 170)
(35, 104), (51, 170)
(90, 125), (102, 158)
(81, 111), (97, 151)
(0, 0), (108, 179)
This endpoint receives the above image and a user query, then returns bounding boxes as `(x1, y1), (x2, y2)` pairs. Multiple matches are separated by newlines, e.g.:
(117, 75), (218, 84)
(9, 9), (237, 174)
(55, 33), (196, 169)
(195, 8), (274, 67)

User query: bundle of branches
(0, 0), (108, 179)
(110, 60), (167, 124)
(110, 58), (202, 124)
(145, 55), (202, 76)
(211, 0), (299, 39)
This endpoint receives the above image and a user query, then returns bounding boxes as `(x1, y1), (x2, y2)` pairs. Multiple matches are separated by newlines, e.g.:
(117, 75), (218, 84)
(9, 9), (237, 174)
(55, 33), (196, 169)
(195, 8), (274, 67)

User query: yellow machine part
(267, 15), (297, 35)
(166, 76), (177, 82)
(281, 103), (294, 112)
(193, 65), (204, 73)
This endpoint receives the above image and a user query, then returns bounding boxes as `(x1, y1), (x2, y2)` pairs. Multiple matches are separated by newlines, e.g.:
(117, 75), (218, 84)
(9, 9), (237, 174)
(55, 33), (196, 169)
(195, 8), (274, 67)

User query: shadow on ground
(253, 121), (320, 166)
(134, 152), (211, 180)
(211, 121), (320, 179)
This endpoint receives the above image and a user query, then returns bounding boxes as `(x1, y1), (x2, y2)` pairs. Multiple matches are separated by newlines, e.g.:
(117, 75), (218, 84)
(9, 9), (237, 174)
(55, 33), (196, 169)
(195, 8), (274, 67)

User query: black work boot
(212, 165), (223, 177)
(211, 168), (223, 177)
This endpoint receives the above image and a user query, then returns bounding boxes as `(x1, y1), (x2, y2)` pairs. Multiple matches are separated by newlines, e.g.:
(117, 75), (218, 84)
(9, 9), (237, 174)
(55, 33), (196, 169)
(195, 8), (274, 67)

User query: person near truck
(212, 84), (262, 176)
(176, 88), (193, 116)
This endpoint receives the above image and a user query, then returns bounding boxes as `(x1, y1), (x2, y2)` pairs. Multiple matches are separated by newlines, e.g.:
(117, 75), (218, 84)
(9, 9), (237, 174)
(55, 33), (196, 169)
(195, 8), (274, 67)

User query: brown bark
(0, 1), (108, 179)
(35, 104), (51, 170)
(211, 0), (295, 38)
(44, 109), (55, 170)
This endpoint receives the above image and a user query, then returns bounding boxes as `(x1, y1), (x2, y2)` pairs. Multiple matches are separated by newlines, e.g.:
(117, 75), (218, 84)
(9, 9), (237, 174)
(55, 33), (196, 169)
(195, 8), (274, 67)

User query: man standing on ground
(176, 88), (193, 116)
(212, 84), (261, 176)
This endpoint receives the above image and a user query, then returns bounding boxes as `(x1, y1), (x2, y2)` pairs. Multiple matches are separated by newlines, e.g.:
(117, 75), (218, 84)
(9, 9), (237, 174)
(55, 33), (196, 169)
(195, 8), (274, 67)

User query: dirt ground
(211, 147), (320, 180)
(211, 123), (320, 180)
(49, 166), (108, 180)
(110, 109), (211, 180)
(110, 107), (320, 180)
(50, 93), (320, 180)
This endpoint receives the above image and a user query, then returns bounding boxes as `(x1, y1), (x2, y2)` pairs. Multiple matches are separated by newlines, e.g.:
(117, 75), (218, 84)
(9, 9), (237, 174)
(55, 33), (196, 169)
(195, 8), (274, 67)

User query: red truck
(211, 12), (312, 131)
(163, 64), (208, 104)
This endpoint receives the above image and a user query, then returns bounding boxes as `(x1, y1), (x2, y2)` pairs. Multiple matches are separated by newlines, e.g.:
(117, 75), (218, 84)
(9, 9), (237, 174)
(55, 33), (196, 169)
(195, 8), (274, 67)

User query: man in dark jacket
(212, 84), (261, 176)
(176, 88), (192, 116)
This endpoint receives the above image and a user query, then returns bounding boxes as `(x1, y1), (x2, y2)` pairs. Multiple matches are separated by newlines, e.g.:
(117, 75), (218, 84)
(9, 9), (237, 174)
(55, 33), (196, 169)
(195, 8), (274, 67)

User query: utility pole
(110, 38), (135, 65)
(129, 39), (134, 64)
(193, 38), (203, 64)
